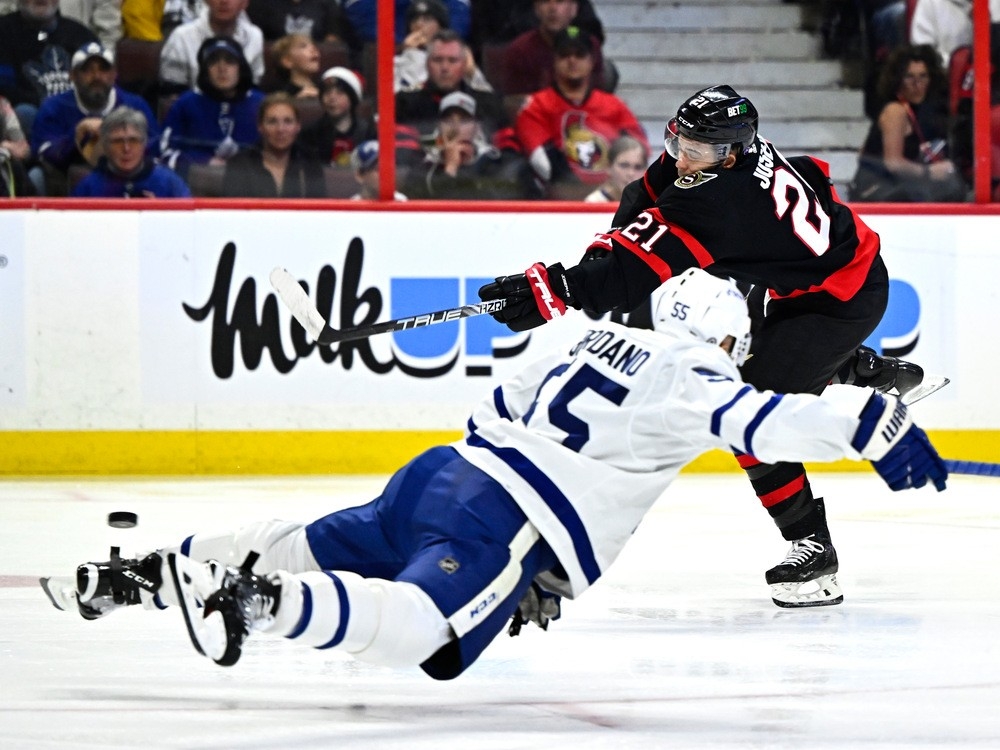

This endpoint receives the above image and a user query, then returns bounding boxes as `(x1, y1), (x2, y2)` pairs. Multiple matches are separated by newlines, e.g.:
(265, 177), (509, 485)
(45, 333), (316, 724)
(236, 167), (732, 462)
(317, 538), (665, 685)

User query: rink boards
(0, 204), (995, 474)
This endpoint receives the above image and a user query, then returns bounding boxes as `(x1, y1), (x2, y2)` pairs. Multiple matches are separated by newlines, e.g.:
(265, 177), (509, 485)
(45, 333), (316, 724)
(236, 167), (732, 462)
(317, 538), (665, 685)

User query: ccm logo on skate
(470, 592), (497, 618)
(122, 570), (157, 589)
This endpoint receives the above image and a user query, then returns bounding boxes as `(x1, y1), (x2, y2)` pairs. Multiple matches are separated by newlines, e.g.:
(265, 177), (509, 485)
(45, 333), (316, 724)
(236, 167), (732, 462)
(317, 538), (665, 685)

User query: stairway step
(615, 58), (845, 88)
(618, 85), (865, 120)
(604, 29), (821, 60)
(599, 2), (805, 30)
(636, 117), (869, 151)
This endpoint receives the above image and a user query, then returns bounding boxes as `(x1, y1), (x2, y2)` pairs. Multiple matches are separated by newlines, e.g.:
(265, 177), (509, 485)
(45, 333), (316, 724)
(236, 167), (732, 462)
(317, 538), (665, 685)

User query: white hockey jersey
(453, 322), (880, 599)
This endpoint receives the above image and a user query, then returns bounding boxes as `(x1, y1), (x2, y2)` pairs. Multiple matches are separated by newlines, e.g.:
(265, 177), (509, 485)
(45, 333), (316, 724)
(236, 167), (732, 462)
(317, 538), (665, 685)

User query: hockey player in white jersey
(41, 269), (947, 679)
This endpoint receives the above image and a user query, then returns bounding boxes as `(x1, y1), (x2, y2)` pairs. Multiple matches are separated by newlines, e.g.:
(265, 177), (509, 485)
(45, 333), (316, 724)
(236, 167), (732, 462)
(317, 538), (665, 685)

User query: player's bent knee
(352, 580), (452, 667)
(279, 572), (451, 668)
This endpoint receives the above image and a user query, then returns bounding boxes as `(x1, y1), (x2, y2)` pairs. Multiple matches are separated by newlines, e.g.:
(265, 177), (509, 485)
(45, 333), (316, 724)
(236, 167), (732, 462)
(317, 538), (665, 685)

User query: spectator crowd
(824, 0), (1000, 202)
(0, 0), (650, 199)
(5, 0), (996, 202)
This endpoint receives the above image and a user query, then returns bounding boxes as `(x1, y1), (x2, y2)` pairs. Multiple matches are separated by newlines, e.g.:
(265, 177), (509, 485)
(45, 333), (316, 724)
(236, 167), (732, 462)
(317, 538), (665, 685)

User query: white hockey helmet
(653, 268), (752, 366)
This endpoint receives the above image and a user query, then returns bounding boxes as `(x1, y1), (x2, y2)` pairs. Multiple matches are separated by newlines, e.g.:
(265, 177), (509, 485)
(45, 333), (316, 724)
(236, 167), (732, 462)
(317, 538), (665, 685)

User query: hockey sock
(737, 455), (827, 541)
(274, 571), (452, 668)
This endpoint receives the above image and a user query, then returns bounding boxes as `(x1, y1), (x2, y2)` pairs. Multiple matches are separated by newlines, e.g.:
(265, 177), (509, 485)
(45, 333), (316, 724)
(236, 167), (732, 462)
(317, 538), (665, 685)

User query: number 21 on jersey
(771, 168), (831, 256)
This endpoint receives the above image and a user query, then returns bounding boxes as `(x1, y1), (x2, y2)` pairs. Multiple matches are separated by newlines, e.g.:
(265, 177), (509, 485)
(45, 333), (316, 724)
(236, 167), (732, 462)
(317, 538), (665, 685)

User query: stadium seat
(323, 165), (357, 198)
(115, 38), (164, 108)
(186, 163), (226, 197)
(948, 45), (973, 118)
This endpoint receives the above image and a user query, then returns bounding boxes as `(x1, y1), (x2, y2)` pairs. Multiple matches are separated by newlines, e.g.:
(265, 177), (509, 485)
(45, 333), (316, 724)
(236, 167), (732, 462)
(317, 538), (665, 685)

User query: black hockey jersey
(565, 136), (881, 314)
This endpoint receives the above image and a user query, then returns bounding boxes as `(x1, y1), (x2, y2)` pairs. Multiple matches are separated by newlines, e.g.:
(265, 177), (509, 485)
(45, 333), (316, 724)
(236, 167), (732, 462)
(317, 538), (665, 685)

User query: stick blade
(269, 267), (328, 341)
(901, 375), (950, 405)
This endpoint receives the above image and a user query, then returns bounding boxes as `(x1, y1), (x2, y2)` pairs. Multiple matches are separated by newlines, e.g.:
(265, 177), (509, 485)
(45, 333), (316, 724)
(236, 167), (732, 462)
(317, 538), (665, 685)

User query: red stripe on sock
(758, 474), (806, 508)
(736, 454), (762, 469)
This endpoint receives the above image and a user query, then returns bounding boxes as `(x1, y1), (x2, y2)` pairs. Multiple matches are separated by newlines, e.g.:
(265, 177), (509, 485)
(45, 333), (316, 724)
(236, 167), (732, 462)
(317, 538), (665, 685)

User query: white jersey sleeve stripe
(465, 432), (603, 586)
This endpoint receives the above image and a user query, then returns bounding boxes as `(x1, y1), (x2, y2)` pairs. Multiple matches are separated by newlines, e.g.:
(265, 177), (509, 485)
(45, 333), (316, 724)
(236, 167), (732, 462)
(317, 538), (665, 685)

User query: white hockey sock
(270, 571), (452, 668)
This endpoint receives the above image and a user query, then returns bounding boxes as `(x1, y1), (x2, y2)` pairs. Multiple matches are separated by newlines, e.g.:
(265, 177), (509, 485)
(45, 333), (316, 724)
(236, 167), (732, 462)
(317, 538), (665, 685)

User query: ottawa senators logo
(674, 171), (718, 189)
(561, 112), (609, 173)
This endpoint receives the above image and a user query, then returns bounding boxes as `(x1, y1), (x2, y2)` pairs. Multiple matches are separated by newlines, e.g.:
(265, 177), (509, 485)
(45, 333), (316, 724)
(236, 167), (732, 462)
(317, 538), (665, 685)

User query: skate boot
(40, 548), (163, 620)
(853, 345), (925, 403)
(765, 531), (843, 608)
(172, 551), (282, 667)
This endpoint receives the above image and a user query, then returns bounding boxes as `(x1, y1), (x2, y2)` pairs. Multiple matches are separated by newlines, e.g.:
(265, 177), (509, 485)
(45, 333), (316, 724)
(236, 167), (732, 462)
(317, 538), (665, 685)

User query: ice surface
(2, 473), (998, 749)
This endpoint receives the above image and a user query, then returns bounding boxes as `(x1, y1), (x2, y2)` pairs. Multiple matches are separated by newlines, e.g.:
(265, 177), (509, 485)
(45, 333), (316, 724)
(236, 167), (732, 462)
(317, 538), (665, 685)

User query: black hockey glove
(580, 229), (617, 263)
(478, 262), (574, 332)
(853, 393), (948, 492)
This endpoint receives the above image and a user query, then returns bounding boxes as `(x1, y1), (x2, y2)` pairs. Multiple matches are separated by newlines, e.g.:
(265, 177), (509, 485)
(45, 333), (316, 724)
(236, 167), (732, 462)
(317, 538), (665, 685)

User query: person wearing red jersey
(481, 84), (928, 608)
(515, 26), (646, 194)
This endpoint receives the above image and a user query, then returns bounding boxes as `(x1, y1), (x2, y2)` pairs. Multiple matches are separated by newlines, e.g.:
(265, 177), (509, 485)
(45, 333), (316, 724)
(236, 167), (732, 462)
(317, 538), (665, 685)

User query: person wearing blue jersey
(72, 106), (191, 197)
(159, 36), (263, 178)
(42, 269), (946, 679)
(32, 42), (159, 189)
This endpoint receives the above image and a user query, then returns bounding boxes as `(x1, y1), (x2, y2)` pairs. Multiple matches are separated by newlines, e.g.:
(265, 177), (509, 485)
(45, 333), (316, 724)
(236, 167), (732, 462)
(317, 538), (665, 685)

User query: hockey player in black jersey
(480, 84), (928, 608)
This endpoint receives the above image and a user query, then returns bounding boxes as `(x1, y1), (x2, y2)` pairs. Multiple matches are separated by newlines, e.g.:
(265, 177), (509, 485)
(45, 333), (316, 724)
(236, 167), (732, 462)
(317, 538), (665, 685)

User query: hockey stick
(269, 267), (508, 344)
(901, 375), (950, 406)
(943, 459), (1000, 477)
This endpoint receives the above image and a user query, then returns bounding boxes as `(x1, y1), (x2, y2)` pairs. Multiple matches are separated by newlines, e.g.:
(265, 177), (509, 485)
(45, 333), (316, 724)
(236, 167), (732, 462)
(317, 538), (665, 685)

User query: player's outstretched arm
(852, 393), (948, 492)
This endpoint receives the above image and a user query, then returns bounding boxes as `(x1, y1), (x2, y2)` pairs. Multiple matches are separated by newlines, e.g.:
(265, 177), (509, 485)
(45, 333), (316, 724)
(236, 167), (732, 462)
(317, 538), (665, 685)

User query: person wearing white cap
(402, 88), (535, 200)
(298, 65), (375, 167)
(31, 41), (159, 192)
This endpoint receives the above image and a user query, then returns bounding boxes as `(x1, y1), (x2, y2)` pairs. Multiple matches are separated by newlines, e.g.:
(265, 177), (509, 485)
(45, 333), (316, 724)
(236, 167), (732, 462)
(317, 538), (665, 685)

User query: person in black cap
(497, 0), (606, 96)
(514, 26), (646, 196)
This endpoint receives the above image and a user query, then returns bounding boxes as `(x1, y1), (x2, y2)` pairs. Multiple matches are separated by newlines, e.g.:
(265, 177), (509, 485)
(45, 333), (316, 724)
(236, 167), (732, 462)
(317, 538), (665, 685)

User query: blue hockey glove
(852, 393), (947, 492)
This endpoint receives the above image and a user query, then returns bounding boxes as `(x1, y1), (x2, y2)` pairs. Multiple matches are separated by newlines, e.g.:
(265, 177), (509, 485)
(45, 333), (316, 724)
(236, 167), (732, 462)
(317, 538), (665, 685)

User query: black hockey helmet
(665, 85), (758, 163)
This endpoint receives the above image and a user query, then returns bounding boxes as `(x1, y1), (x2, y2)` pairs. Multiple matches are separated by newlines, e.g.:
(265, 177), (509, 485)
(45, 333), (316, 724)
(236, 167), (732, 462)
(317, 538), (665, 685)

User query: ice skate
(765, 532), (843, 608)
(40, 548), (163, 620)
(172, 551), (282, 667)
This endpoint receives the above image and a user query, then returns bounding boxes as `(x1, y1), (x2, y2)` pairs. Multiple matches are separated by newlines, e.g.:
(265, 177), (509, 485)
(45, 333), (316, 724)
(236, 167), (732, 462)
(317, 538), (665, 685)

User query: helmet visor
(664, 118), (732, 164)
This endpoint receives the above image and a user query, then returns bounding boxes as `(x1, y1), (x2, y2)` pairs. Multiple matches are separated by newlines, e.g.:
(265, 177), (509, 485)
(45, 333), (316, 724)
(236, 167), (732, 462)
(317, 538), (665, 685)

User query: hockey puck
(107, 511), (138, 529)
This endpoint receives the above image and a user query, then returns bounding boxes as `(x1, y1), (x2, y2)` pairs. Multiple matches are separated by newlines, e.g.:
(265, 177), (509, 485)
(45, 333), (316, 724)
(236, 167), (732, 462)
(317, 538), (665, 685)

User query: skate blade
(901, 375), (950, 406)
(39, 576), (77, 612)
(167, 552), (229, 663)
(769, 574), (843, 609)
